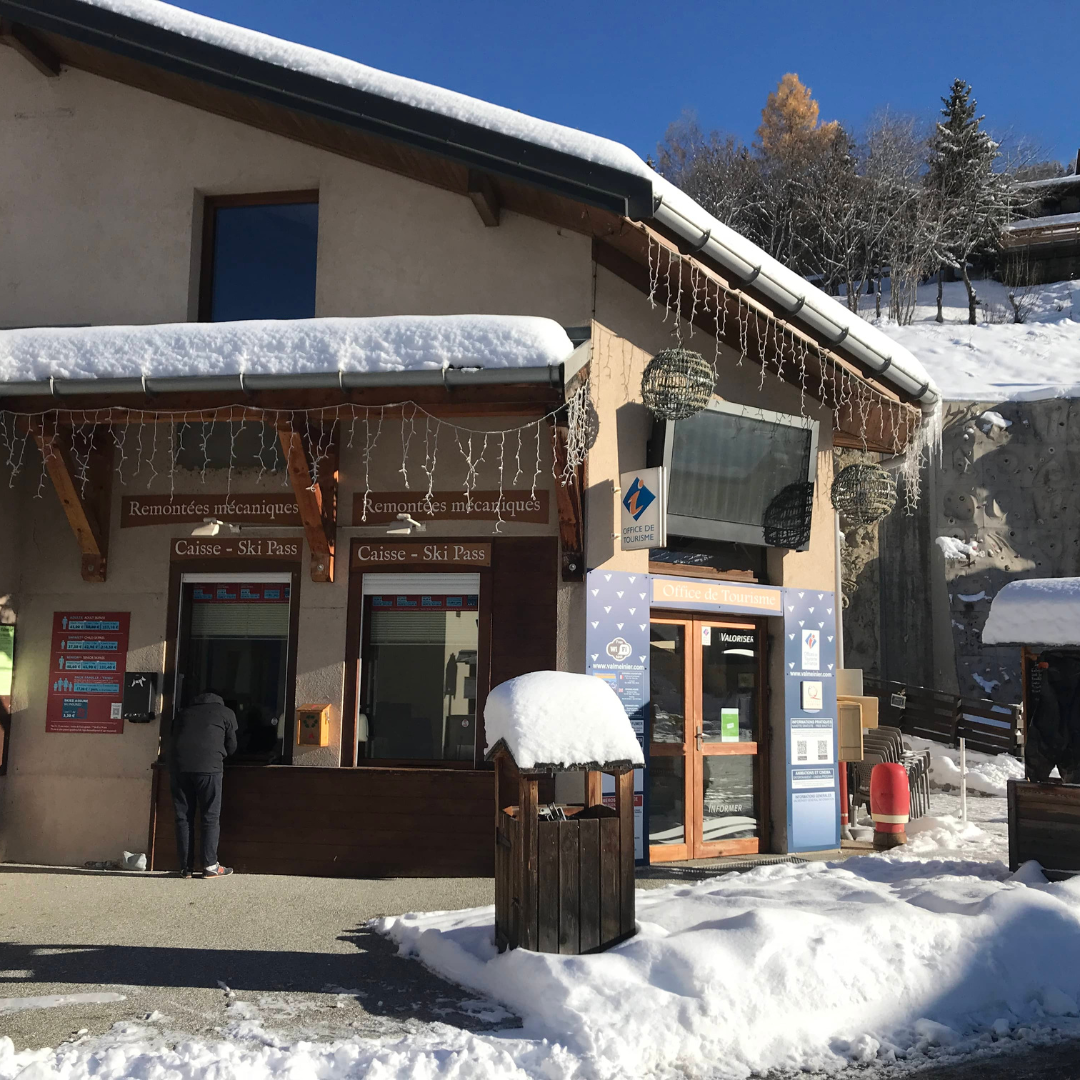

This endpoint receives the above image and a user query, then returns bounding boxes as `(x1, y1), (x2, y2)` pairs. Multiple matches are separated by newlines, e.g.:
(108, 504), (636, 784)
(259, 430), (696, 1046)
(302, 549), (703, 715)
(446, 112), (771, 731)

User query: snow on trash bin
(484, 670), (644, 770)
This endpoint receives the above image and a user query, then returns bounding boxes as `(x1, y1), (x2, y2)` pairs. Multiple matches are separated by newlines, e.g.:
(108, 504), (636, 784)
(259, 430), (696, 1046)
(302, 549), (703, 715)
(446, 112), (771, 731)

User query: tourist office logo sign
(619, 467), (667, 551)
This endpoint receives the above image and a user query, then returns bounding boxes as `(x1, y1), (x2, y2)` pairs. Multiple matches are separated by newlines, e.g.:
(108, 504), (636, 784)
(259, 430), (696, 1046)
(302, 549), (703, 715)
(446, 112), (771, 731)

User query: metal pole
(960, 737), (968, 825)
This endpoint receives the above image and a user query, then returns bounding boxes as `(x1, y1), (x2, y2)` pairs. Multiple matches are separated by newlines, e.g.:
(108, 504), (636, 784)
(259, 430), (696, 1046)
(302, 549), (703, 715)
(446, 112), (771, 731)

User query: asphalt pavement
(0, 864), (505, 1050)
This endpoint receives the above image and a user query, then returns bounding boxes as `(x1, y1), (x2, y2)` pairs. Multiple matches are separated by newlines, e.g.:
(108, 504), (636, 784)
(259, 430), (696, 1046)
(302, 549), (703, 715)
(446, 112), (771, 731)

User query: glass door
(649, 616), (764, 861)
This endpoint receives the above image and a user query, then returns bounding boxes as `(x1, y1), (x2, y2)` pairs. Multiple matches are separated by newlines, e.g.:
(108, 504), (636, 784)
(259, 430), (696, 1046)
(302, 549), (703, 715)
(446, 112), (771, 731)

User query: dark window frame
(198, 189), (320, 322)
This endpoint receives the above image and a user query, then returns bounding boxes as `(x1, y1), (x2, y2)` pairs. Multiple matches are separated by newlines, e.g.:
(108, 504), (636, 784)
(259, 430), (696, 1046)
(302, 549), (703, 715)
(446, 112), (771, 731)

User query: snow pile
(0, 315), (576, 384)
(876, 279), (1080, 401)
(484, 671), (644, 770)
(903, 814), (999, 858)
(977, 409), (1011, 430)
(906, 735), (1025, 797)
(937, 536), (979, 560)
(377, 857), (1080, 1078)
(983, 576), (1080, 646)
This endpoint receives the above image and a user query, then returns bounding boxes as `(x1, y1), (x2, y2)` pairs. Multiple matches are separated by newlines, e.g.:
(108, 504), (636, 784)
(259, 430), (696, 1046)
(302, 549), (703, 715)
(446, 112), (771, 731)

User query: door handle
(695, 727), (703, 751)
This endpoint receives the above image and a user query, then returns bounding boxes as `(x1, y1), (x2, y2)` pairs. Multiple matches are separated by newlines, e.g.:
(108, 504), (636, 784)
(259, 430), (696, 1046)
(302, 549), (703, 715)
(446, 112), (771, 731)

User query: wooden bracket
(31, 421), (113, 582)
(0, 19), (61, 77)
(467, 169), (501, 227)
(278, 419), (337, 582)
(549, 421), (586, 582)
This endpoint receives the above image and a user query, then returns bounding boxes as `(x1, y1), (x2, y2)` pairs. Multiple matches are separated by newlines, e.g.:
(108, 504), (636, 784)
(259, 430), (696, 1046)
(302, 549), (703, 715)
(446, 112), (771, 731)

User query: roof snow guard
(0, 0), (938, 410)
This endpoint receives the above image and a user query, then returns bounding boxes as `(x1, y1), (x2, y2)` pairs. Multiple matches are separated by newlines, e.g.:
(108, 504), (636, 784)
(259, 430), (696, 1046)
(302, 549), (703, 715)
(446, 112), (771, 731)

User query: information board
(46, 612), (130, 734)
(782, 589), (839, 850)
(585, 569), (650, 863)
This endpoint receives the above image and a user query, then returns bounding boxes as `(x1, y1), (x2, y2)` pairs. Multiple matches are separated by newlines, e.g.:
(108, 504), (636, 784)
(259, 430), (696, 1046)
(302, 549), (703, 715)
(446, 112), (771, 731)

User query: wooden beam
(548, 422), (585, 582)
(277, 420), (337, 582)
(0, 20), (61, 77)
(30, 422), (112, 582)
(467, 170), (501, 227)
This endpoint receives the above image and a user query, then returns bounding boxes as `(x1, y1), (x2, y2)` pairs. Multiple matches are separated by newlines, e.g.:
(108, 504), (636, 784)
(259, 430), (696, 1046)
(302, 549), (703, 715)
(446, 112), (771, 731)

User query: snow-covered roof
(1006, 211), (1080, 232)
(983, 578), (1080, 646)
(484, 671), (645, 772)
(20, 0), (938, 409)
(1016, 173), (1080, 192)
(0, 315), (574, 385)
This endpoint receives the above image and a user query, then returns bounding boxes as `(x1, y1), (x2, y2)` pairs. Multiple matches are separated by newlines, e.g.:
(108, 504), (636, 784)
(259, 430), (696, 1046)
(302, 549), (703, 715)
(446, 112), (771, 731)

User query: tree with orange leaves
(756, 73), (839, 157)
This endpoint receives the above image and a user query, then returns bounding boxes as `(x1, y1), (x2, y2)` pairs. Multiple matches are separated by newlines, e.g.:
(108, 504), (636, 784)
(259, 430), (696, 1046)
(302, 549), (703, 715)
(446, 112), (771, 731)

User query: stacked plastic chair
(850, 725), (930, 822)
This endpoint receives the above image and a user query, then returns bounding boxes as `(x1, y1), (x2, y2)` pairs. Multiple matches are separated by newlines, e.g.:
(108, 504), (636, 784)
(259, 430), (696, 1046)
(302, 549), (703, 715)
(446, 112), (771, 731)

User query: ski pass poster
(46, 612), (130, 734)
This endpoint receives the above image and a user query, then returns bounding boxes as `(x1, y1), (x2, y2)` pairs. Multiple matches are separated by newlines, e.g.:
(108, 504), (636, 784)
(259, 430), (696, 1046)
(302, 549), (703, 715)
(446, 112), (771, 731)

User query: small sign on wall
(620, 468), (667, 551)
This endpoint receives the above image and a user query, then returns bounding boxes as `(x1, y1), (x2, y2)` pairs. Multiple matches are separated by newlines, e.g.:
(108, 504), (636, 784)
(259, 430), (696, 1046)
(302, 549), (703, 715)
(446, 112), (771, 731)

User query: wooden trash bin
(490, 745), (636, 954)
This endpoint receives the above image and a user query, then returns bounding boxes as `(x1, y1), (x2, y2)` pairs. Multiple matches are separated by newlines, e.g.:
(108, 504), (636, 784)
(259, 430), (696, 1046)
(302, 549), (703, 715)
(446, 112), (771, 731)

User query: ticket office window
(174, 573), (295, 763)
(357, 574), (482, 766)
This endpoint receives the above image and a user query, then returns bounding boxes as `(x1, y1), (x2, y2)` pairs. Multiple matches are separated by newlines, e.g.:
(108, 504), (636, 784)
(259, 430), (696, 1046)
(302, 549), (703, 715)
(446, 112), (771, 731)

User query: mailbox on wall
(296, 703), (331, 746)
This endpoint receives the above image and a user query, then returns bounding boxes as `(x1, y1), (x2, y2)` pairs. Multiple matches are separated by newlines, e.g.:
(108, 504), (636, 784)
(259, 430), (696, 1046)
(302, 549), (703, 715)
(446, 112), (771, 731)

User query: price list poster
(46, 612), (130, 734)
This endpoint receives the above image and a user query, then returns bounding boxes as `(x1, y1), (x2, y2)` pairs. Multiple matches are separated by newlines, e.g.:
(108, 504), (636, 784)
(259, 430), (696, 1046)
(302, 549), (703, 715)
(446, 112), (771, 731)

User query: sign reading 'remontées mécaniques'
(121, 494), (301, 527)
(46, 612), (130, 734)
(352, 491), (548, 525)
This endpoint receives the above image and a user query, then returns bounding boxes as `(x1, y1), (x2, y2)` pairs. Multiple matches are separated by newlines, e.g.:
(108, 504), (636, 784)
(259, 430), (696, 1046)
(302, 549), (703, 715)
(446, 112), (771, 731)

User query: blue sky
(182, 0), (1079, 167)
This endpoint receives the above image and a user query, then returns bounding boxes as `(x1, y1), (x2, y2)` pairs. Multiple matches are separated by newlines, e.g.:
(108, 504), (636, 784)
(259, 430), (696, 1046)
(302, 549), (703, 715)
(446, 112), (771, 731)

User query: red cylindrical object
(870, 762), (910, 850)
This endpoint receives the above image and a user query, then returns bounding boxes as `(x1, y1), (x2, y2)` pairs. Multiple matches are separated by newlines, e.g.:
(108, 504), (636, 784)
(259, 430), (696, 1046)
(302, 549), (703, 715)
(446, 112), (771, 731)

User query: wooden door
(649, 615), (766, 861)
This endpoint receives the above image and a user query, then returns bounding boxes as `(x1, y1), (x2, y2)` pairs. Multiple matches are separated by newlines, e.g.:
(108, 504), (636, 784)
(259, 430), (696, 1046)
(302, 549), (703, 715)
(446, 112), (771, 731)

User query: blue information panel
(585, 569), (650, 863)
(782, 588), (839, 851)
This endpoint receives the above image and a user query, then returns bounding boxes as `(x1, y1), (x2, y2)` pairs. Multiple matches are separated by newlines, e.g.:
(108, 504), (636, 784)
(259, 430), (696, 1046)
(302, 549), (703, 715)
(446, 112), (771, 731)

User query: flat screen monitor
(648, 399), (819, 549)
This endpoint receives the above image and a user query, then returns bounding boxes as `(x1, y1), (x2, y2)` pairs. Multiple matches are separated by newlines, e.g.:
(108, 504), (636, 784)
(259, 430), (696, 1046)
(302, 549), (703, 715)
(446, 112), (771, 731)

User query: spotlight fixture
(385, 513), (427, 536)
(190, 518), (240, 537)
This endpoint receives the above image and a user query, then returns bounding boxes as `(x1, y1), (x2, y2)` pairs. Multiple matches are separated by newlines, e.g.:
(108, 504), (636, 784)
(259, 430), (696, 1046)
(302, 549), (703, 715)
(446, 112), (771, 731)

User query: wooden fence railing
(864, 677), (1022, 757)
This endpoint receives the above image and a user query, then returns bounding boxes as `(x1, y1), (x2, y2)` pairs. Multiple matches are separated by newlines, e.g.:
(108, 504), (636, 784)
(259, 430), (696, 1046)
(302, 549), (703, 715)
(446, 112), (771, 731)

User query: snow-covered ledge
(0, 314), (576, 392)
(983, 577), (1080, 646)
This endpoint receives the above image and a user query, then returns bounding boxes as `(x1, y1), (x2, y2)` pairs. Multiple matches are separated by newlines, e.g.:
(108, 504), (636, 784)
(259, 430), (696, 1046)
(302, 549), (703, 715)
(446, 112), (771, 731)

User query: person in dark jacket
(170, 691), (238, 878)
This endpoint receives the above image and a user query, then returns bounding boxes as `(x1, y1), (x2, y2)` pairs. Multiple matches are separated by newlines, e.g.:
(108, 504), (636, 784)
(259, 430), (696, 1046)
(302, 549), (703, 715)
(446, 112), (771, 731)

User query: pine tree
(926, 79), (1011, 324)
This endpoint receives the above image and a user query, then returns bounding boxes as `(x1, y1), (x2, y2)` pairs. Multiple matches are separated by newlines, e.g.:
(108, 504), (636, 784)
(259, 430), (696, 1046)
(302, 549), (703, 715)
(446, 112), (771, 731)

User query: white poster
(801, 629), (820, 671)
(800, 680), (823, 711)
(620, 468), (667, 551)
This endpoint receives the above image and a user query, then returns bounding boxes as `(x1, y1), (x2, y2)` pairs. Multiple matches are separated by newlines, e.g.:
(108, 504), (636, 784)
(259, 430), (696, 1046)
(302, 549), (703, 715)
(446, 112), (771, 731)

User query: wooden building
(0, 0), (937, 874)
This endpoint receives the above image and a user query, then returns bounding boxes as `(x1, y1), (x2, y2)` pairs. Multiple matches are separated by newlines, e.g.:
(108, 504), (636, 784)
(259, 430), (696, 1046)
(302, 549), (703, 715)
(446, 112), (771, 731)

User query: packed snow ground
(0, 315), (575, 384)
(873, 279), (1080, 401)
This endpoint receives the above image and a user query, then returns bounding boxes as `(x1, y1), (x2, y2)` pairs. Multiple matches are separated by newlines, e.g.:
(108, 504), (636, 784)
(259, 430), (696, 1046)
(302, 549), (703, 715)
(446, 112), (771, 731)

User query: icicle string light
(0, 389), (593, 532)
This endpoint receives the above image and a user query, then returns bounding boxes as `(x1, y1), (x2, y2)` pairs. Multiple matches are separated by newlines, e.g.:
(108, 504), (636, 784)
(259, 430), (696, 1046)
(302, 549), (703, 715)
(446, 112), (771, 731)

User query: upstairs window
(199, 191), (319, 321)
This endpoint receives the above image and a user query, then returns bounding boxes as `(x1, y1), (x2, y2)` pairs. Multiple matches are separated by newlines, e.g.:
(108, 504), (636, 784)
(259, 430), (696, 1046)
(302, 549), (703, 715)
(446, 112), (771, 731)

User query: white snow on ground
(0, 993), (124, 1015)
(906, 735), (1025, 797)
(484, 671), (644, 770)
(0, 315), (575, 384)
(983, 576), (1080, 647)
(874, 279), (1080, 401)
(377, 854), (1080, 1078)
(0, 782), (1052, 1080)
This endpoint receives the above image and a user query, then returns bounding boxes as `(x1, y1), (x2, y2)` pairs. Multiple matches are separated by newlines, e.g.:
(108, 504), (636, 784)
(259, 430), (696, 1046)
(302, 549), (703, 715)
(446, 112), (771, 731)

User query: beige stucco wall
(0, 56), (592, 329)
(0, 423), (561, 864)
(0, 54), (851, 863)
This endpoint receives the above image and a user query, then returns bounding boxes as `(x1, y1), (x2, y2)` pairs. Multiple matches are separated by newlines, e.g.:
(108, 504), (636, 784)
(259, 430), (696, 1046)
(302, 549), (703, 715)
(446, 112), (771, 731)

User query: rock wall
(844, 399), (1080, 704)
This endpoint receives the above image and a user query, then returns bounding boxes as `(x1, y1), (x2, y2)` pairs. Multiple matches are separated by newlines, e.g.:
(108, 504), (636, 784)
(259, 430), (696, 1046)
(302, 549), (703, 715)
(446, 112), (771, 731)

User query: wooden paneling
(151, 764), (494, 877)
(1009, 780), (1080, 879)
(489, 537), (558, 688)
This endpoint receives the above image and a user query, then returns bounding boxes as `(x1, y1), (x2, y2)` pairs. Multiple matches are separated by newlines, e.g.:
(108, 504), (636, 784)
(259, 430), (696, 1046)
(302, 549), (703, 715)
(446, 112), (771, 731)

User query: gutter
(650, 191), (941, 410)
(0, 364), (565, 399)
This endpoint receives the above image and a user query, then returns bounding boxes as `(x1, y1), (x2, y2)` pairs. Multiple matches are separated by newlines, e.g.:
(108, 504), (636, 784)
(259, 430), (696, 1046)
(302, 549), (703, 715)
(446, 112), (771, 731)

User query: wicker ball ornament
(640, 348), (714, 420)
(831, 463), (897, 526)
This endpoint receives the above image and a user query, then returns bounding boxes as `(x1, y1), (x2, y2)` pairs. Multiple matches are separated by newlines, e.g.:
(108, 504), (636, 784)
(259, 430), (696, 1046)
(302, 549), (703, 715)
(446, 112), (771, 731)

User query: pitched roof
(0, 0), (938, 409)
